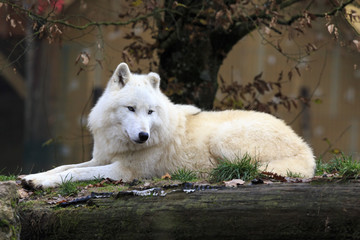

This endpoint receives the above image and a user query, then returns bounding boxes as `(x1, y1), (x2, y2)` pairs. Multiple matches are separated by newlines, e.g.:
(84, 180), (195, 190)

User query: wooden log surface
(19, 182), (360, 240)
(0, 181), (20, 240)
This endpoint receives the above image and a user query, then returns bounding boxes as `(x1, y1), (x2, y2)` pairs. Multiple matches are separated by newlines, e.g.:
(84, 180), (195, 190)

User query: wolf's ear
(113, 63), (131, 86)
(148, 72), (160, 89)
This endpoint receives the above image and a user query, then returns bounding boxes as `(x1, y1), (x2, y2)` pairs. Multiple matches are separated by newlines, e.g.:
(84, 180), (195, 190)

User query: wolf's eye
(127, 106), (135, 112)
(148, 110), (154, 115)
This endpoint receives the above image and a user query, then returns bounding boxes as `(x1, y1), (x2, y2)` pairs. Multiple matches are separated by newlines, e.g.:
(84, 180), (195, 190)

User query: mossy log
(0, 181), (20, 240)
(19, 183), (360, 240)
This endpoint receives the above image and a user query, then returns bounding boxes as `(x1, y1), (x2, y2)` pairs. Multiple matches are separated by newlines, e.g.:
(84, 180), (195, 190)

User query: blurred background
(0, 0), (359, 174)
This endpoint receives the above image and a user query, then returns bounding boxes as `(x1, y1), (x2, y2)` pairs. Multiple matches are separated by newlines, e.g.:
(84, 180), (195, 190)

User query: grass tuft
(171, 168), (198, 182)
(0, 175), (17, 181)
(332, 154), (360, 178)
(210, 154), (261, 182)
(58, 175), (79, 196)
(286, 170), (303, 178)
(316, 153), (360, 179)
(316, 157), (331, 176)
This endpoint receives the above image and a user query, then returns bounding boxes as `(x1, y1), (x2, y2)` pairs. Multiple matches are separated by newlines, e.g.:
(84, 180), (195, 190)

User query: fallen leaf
(300, 178), (312, 183)
(17, 188), (29, 199)
(223, 179), (245, 187)
(161, 173), (171, 180)
(262, 180), (273, 185)
(285, 177), (303, 183)
(323, 173), (339, 178)
(261, 171), (287, 182)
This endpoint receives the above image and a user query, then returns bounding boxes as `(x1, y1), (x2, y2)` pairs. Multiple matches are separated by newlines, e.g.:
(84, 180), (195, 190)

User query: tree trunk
(158, 1), (255, 109)
(19, 183), (360, 240)
(24, 35), (54, 173)
(158, 34), (220, 109)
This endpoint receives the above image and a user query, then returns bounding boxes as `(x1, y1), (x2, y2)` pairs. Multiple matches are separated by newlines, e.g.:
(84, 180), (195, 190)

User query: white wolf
(22, 63), (315, 188)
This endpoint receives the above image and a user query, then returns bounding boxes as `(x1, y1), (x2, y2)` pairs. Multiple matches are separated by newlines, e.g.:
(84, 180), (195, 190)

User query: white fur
(22, 63), (316, 188)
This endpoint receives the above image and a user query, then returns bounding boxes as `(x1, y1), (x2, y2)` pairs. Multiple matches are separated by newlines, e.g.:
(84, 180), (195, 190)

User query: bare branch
(276, 0), (355, 25)
(2, 0), (175, 30)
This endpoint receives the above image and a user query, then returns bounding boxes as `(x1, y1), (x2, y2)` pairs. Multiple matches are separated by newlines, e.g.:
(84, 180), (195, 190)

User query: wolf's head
(89, 63), (169, 150)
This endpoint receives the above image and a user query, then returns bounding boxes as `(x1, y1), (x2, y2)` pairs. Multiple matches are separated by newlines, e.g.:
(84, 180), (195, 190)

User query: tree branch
(1, 0), (175, 30)
(277, 0), (355, 25)
(244, 0), (354, 26)
(278, 0), (304, 10)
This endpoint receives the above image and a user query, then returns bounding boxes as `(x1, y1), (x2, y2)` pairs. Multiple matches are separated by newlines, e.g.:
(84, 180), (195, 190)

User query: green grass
(0, 175), (17, 181)
(171, 168), (198, 182)
(58, 175), (79, 196)
(316, 153), (360, 179)
(316, 157), (331, 176)
(286, 170), (303, 178)
(57, 176), (124, 196)
(210, 154), (261, 182)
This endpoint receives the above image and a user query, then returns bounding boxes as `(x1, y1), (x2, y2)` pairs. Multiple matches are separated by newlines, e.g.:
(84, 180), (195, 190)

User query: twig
(276, 0), (355, 25)
(2, 1), (175, 31)
(289, 50), (328, 125)
(320, 125), (352, 158)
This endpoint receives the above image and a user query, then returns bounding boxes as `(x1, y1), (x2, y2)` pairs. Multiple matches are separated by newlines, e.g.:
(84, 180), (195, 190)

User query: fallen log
(19, 182), (360, 240)
(0, 181), (20, 240)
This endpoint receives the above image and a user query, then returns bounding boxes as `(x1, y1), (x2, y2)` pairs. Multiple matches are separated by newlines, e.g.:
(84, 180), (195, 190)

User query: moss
(0, 219), (19, 240)
(0, 219), (10, 229)
(10, 198), (17, 209)
(151, 177), (164, 183)
(56, 211), (80, 233)
(18, 200), (42, 211)
(91, 185), (128, 193)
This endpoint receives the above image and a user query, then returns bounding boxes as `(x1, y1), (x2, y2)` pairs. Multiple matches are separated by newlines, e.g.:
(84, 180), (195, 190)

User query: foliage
(210, 154), (261, 182)
(33, 187), (53, 197)
(58, 175), (79, 196)
(0, 175), (17, 181)
(217, 71), (307, 113)
(1, 0), (357, 109)
(316, 153), (360, 179)
(57, 177), (124, 196)
(316, 157), (331, 176)
(285, 170), (303, 178)
(171, 168), (198, 182)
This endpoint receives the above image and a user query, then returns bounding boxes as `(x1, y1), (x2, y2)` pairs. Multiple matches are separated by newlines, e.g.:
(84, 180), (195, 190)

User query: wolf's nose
(138, 132), (149, 142)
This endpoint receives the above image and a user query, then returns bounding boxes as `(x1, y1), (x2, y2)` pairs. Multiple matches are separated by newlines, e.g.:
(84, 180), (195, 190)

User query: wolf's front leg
(21, 159), (99, 189)
(22, 161), (125, 189)
(37, 159), (99, 175)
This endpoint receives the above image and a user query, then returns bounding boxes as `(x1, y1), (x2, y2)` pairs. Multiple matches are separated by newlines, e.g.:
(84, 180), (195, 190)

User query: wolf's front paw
(20, 175), (42, 190)
(20, 174), (59, 189)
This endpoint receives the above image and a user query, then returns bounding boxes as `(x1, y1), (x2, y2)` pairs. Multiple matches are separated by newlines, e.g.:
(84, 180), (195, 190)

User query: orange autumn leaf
(161, 173), (171, 180)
